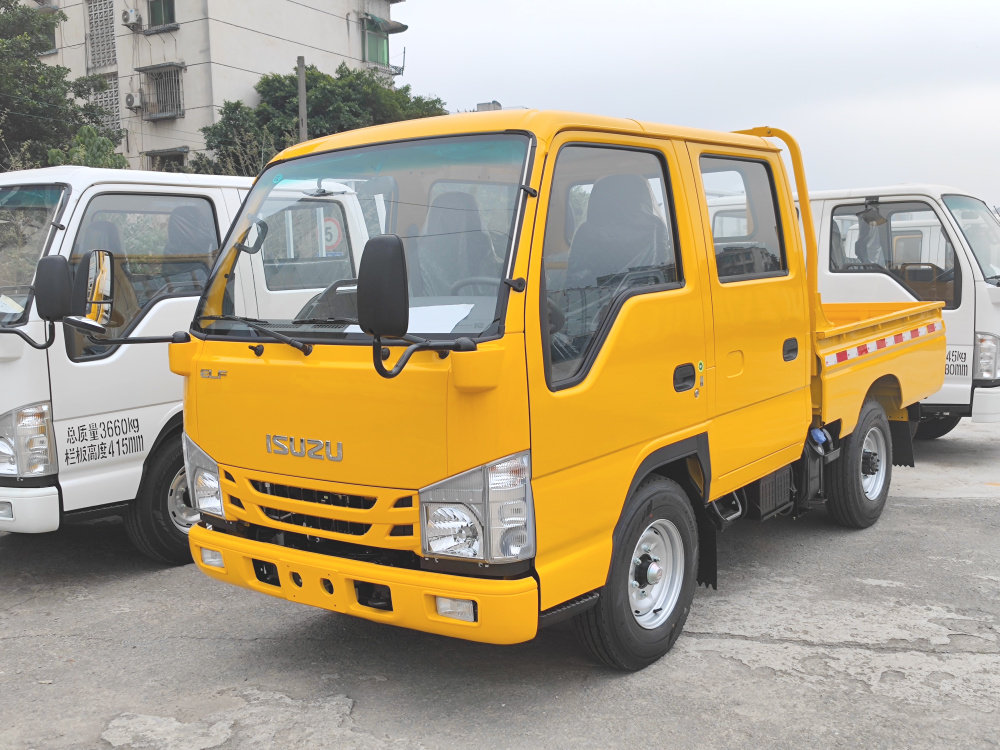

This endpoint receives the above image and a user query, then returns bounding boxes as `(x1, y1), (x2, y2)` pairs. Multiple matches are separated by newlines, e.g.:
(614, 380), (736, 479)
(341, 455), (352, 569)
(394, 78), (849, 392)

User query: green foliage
(191, 63), (447, 176)
(47, 125), (128, 169)
(0, 0), (118, 171)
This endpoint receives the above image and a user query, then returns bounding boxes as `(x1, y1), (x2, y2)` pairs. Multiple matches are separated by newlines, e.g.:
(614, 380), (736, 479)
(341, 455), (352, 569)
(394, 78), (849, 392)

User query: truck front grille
(259, 505), (371, 536)
(250, 479), (376, 509)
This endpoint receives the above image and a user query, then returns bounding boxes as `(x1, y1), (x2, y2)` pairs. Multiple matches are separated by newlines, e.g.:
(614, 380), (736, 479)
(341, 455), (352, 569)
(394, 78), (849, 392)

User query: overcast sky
(392, 0), (1000, 207)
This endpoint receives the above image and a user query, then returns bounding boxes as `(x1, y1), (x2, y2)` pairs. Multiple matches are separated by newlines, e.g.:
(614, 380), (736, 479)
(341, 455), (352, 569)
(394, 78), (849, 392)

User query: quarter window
(701, 156), (787, 281)
(66, 193), (218, 359)
(830, 200), (960, 309)
(543, 145), (680, 383)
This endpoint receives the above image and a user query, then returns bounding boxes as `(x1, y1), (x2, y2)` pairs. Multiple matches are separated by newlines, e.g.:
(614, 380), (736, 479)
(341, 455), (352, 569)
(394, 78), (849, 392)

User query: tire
(913, 414), (961, 441)
(124, 436), (196, 565)
(573, 477), (698, 671)
(826, 399), (892, 529)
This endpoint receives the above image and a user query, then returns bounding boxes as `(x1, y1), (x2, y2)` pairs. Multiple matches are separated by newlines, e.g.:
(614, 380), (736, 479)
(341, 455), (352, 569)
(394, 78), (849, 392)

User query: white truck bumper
(971, 386), (1000, 422)
(0, 485), (60, 533)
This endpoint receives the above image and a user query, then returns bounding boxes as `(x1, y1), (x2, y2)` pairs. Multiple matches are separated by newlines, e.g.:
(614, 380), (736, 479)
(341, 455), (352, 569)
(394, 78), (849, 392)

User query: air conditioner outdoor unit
(125, 91), (143, 110)
(122, 8), (142, 29)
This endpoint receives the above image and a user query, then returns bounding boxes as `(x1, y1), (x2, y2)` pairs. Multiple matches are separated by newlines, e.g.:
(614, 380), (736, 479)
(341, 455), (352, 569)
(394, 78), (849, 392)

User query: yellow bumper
(189, 525), (540, 644)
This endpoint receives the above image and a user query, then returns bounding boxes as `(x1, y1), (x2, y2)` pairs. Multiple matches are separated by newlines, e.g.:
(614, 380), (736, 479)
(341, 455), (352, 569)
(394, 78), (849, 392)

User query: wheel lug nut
(633, 557), (642, 566)
(631, 580), (639, 589)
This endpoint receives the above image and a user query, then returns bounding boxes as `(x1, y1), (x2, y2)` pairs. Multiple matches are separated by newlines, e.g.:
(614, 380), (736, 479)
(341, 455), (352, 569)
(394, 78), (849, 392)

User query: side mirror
(33, 255), (73, 322)
(357, 234), (409, 338)
(236, 219), (268, 255)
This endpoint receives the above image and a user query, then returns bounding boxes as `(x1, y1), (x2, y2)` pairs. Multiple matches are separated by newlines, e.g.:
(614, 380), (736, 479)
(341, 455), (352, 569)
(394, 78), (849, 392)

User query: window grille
(85, 0), (117, 70)
(137, 64), (184, 120)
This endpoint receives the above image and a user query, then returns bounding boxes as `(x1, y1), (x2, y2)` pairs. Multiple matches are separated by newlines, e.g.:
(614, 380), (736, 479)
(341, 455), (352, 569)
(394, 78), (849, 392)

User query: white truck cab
(0, 167), (252, 561)
(806, 185), (1000, 438)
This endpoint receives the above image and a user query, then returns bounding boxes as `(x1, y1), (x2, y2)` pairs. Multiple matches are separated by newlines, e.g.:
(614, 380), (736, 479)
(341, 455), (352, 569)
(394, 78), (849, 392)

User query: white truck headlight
(0, 402), (56, 478)
(420, 451), (535, 564)
(974, 332), (1000, 379)
(182, 433), (224, 519)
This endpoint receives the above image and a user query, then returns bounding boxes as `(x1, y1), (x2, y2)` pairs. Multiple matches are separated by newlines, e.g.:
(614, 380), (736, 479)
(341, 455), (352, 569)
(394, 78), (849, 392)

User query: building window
(363, 14), (406, 75)
(144, 147), (188, 171)
(86, 0), (117, 70)
(92, 73), (121, 133)
(136, 63), (184, 120)
(148, 0), (175, 27)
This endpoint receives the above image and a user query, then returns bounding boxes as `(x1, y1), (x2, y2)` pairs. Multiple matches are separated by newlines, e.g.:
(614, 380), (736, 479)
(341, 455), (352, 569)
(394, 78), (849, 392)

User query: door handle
(782, 337), (798, 361)
(673, 363), (696, 392)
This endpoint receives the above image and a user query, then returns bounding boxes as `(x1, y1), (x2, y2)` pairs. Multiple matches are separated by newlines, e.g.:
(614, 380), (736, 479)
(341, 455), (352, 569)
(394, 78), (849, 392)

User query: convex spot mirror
(236, 218), (268, 255)
(64, 249), (115, 335)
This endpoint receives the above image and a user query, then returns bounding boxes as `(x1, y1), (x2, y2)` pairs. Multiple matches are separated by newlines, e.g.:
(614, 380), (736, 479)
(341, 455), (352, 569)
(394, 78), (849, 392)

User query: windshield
(195, 133), (532, 342)
(942, 194), (1000, 282)
(0, 184), (65, 326)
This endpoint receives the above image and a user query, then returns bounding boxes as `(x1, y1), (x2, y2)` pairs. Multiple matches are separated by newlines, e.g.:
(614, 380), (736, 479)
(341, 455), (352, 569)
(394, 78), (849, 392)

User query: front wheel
(124, 436), (196, 565)
(573, 477), (698, 671)
(826, 399), (893, 529)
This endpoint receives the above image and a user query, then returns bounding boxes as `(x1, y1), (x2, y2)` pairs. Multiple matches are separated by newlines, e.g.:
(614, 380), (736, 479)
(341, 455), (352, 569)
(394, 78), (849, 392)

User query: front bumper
(190, 524), (540, 645)
(972, 382), (1000, 422)
(0, 484), (60, 533)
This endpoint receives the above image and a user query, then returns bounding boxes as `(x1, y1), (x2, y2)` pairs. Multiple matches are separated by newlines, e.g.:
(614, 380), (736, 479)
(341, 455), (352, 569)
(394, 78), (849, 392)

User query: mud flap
(889, 419), (915, 467)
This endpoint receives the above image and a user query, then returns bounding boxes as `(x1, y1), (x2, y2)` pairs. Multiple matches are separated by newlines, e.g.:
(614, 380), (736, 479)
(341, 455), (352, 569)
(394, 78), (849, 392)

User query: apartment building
(31, 0), (407, 169)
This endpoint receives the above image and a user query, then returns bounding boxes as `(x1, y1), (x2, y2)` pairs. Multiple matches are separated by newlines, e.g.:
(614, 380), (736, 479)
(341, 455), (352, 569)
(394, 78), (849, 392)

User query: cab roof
(0, 165), (253, 191)
(273, 109), (781, 164)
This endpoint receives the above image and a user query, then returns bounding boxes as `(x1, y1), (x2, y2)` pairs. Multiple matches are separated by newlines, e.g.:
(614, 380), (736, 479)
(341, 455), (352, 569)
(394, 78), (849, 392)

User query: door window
(830, 200), (960, 308)
(542, 145), (680, 384)
(701, 156), (787, 280)
(66, 193), (219, 359)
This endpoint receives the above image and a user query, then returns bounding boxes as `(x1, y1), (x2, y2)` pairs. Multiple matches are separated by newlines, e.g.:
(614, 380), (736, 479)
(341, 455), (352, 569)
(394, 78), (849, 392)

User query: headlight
(182, 433), (223, 519)
(420, 451), (535, 564)
(974, 332), (1000, 379)
(0, 402), (56, 478)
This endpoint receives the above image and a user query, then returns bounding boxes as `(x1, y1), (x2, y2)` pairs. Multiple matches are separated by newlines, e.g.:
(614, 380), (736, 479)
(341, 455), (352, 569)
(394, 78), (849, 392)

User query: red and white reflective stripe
(823, 322), (940, 367)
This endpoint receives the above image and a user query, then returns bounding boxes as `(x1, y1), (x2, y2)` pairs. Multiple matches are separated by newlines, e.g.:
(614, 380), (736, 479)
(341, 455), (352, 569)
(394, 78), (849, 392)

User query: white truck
(1, 167), (376, 562)
(806, 185), (1000, 438)
(0, 167), (255, 562)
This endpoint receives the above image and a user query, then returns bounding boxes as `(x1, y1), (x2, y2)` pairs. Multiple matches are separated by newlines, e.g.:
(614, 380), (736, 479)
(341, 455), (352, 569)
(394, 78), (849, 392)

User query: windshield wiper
(290, 316), (357, 326)
(195, 314), (313, 355)
(984, 274), (1000, 284)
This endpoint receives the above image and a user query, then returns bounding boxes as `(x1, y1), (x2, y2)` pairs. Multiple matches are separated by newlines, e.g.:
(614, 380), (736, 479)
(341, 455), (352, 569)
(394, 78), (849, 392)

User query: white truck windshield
(942, 194), (1000, 282)
(0, 184), (64, 326)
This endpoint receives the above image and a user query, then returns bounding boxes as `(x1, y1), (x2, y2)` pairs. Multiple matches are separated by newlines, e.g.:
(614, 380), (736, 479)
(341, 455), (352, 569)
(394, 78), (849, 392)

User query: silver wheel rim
(860, 425), (888, 501)
(628, 518), (684, 629)
(166, 467), (197, 533)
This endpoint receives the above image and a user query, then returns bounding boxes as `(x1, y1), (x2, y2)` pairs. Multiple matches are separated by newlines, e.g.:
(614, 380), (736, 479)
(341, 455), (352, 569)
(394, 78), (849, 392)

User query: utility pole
(297, 56), (308, 143)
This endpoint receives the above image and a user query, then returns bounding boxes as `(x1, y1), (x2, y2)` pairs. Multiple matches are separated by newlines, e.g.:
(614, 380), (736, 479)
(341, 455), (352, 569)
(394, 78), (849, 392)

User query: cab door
(685, 144), (812, 496)
(524, 133), (711, 608)
(47, 185), (230, 512)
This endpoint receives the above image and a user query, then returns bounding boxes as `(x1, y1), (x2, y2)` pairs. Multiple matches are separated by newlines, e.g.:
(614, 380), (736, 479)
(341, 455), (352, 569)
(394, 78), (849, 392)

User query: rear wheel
(574, 477), (697, 671)
(124, 436), (196, 565)
(827, 399), (892, 529)
(913, 414), (961, 441)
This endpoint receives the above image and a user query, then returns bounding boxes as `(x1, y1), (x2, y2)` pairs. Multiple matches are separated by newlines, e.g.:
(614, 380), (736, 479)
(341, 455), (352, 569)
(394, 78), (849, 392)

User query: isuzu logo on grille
(266, 434), (343, 462)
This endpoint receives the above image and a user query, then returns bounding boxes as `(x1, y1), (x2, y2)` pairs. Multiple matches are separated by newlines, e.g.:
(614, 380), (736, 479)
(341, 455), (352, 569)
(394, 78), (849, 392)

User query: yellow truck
(63, 112), (945, 670)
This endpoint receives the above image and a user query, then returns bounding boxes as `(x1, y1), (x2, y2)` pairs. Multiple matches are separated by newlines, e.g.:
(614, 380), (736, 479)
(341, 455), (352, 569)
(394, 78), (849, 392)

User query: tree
(191, 63), (447, 176)
(47, 125), (128, 169)
(0, 0), (113, 171)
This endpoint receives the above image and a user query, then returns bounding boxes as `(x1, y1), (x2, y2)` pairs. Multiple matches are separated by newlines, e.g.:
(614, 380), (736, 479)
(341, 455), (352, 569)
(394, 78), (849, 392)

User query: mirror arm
(372, 336), (478, 379)
(0, 321), (56, 350)
(87, 331), (192, 346)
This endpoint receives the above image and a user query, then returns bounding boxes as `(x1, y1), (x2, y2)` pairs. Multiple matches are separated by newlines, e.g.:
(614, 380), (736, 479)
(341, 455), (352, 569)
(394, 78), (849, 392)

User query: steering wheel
(449, 276), (502, 294)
